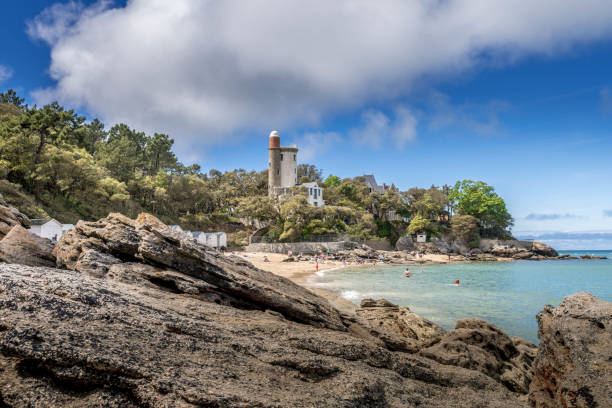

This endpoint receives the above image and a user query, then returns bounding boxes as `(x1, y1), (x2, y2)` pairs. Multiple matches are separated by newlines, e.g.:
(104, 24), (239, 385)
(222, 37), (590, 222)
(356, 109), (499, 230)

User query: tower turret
(268, 130), (298, 198)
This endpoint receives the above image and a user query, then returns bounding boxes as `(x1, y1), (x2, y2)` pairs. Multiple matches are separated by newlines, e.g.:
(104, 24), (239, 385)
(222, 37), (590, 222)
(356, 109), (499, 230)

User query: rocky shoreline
(0, 201), (610, 407)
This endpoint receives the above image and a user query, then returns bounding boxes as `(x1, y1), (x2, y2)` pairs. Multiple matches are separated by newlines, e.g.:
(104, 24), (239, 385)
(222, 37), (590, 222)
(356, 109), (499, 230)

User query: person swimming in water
(404, 268), (411, 277)
(455, 279), (460, 286)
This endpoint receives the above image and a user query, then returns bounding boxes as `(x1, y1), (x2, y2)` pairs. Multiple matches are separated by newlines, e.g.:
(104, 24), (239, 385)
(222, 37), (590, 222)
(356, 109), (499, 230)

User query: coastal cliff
(0, 201), (609, 407)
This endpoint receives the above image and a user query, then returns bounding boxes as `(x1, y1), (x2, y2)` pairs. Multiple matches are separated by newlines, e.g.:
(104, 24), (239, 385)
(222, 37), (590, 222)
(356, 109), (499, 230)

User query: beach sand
(230, 251), (489, 314)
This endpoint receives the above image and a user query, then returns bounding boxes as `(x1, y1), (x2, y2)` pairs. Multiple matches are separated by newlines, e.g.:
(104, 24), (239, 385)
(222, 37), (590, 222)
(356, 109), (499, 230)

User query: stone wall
(245, 240), (358, 254)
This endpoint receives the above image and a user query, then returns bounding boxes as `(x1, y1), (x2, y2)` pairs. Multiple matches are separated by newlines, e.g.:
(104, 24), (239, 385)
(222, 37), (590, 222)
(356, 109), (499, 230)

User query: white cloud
(28, 0), (612, 155)
(0, 65), (13, 84)
(298, 131), (343, 162)
(350, 106), (417, 149)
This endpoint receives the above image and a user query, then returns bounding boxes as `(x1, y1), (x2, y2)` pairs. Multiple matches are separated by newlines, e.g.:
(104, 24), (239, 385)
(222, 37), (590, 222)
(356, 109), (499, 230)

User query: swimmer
(454, 279), (460, 286)
(404, 268), (411, 277)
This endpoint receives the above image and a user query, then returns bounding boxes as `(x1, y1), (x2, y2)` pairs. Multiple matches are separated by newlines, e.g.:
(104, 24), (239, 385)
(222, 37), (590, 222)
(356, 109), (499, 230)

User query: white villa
(301, 182), (325, 207)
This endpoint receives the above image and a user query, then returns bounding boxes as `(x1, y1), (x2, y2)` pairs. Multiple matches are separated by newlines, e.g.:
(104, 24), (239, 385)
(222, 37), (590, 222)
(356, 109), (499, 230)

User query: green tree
(297, 163), (322, 181)
(449, 180), (513, 237)
(406, 214), (430, 235)
(323, 174), (341, 187)
(450, 214), (480, 247)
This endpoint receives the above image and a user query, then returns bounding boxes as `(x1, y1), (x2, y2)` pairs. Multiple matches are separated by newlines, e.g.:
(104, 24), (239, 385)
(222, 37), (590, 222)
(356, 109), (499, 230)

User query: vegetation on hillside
(0, 89), (513, 245)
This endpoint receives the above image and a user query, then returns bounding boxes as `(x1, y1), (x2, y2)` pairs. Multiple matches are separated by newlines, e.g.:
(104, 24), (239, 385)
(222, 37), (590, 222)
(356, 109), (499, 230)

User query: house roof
(30, 218), (61, 226)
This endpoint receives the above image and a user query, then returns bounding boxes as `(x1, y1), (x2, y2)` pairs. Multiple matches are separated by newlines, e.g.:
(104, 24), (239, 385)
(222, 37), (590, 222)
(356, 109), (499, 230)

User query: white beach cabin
(416, 233), (427, 243)
(205, 233), (218, 248)
(30, 219), (63, 241)
(216, 232), (227, 248)
(61, 224), (74, 235)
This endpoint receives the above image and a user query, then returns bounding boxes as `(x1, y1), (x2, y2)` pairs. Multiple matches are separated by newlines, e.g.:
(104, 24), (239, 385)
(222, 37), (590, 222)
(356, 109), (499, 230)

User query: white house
(61, 224), (74, 235)
(30, 219), (63, 241)
(216, 232), (227, 248)
(302, 182), (325, 207)
(416, 233), (427, 243)
(192, 231), (206, 245)
(205, 233), (218, 248)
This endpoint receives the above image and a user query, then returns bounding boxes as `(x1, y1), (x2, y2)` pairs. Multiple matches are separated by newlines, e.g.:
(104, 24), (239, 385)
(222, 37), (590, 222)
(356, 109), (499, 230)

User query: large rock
(395, 234), (414, 251)
(420, 319), (537, 394)
(528, 292), (612, 408)
(356, 298), (446, 352)
(0, 197), (30, 239)
(0, 263), (529, 407)
(54, 213), (345, 331)
(530, 241), (558, 257)
(0, 224), (55, 267)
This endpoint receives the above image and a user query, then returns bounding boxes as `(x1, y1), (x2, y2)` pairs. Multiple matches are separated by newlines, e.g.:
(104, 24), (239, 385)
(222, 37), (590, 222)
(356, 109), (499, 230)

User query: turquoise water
(310, 251), (612, 343)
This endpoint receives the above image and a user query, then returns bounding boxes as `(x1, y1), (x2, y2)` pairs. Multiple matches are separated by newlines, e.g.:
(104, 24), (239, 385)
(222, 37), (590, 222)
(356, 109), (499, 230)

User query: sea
(309, 250), (612, 343)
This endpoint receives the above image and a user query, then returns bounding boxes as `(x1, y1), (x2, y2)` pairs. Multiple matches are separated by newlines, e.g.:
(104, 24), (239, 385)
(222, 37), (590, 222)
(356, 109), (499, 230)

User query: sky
(1, 0), (612, 249)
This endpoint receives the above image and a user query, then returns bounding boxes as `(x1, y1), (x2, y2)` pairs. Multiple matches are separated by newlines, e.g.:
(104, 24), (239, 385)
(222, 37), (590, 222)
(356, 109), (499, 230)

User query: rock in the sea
(528, 292), (612, 408)
(531, 241), (558, 258)
(0, 197), (30, 239)
(420, 318), (537, 394)
(0, 263), (529, 407)
(54, 212), (345, 331)
(356, 299), (446, 353)
(0, 224), (55, 267)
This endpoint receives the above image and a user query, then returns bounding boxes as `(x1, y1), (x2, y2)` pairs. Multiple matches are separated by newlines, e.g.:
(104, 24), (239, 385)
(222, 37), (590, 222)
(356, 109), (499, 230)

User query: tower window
(277, 169), (280, 175)
(280, 154), (283, 161)
(293, 154), (296, 161)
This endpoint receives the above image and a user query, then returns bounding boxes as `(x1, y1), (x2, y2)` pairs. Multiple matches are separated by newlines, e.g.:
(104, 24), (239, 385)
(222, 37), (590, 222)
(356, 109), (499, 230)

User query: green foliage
(297, 163), (322, 181)
(449, 180), (513, 237)
(451, 214), (480, 248)
(406, 214), (430, 235)
(323, 174), (341, 187)
(0, 91), (514, 244)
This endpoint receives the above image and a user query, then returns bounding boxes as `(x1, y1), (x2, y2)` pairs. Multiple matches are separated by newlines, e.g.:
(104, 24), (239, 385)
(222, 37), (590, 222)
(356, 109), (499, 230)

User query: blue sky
(1, 0), (612, 248)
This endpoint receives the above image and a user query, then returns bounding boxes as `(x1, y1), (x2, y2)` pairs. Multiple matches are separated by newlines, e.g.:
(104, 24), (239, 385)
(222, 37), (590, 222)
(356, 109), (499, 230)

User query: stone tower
(268, 130), (298, 197)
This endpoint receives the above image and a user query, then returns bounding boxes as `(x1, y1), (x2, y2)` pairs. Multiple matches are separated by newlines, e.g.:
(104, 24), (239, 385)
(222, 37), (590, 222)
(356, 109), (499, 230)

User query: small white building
(205, 233), (218, 248)
(30, 219), (63, 241)
(302, 182), (325, 207)
(216, 232), (227, 248)
(61, 224), (74, 235)
(416, 233), (427, 243)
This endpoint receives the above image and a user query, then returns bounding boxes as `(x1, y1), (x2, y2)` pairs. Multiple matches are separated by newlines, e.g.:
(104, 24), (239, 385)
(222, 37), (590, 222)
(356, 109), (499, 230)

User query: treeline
(0, 89), (513, 245)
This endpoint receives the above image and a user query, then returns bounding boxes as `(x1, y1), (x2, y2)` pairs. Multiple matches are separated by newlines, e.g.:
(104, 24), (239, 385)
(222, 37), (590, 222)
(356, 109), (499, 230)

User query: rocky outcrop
(529, 292), (612, 408)
(395, 234), (414, 251)
(0, 224), (55, 267)
(54, 212), (345, 331)
(0, 196), (30, 239)
(356, 298), (446, 353)
(0, 263), (530, 407)
(530, 241), (558, 257)
(420, 319), (537, 394)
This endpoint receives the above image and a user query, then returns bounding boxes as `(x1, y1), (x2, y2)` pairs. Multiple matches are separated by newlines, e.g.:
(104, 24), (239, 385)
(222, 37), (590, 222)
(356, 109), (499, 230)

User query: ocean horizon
(309, 251), (612, 343)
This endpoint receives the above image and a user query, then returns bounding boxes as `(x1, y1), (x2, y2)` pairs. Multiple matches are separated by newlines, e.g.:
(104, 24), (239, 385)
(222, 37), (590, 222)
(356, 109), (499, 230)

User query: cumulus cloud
(298, 131), (343, 161)
(28, 0), (612, 155)
(350, 106), (417, 149)
(0, 65), (13, 84)
(525, 213), (581, 221)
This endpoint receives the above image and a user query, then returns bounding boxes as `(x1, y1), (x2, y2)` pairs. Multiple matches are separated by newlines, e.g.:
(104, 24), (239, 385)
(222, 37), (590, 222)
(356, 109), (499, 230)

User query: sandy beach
(231, 251), (488, 313)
